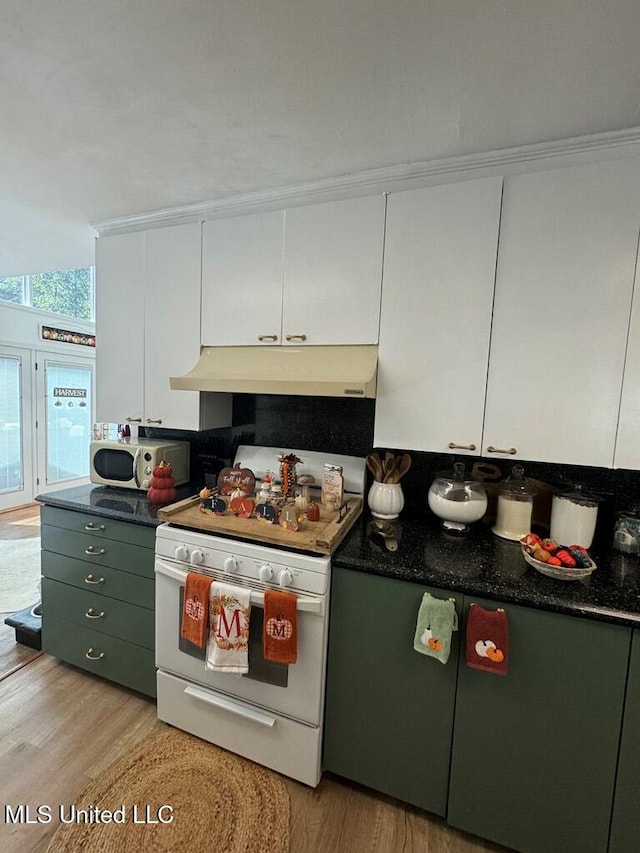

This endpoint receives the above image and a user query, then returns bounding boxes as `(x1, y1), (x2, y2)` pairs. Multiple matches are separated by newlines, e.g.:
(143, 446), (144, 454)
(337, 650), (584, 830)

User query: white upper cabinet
(483, 158), (640, 467)
(201, 195), (385, 346)
(615, 258), (640, 469)
(96, 231), (145, 425)
(201, 211), (285, 346)
(282, 195), (385, 345)
(97, 224), (231, 431)
(374, 176), (503, 454)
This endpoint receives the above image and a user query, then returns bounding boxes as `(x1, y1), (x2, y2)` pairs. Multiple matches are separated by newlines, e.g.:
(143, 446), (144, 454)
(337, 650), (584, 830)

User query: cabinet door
(483, 159), (640, 467)
(282, 195), (385, 345)
(448, 597), (630, 853)
(201, 211), (285, 345)
(323, 568), (460, 816)
(615, 261), (640, 469)
(609, 629), (640, 853)
(95, 231), (144, 424)
(374, 177), (502, 453)
(144, 223), (204, 430)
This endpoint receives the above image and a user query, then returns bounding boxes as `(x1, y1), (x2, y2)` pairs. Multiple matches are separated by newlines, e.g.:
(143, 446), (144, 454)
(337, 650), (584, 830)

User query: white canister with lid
(492, 465), (537, 541)
(549, 490), (599, 548)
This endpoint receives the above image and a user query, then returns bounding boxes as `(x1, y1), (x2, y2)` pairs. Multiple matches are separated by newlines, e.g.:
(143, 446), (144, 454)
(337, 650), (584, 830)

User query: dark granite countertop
(36, 486), (640, 629)
(333, 511), (640, 629)
(35, 483), (197, 527)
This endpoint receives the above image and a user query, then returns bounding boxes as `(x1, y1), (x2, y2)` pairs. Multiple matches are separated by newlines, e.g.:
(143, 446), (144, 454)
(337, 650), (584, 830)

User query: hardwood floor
(0, 506), (506, 853)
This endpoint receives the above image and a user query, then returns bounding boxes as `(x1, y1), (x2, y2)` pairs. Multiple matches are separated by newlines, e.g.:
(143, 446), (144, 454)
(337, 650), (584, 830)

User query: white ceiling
(2, 0), (640, 277)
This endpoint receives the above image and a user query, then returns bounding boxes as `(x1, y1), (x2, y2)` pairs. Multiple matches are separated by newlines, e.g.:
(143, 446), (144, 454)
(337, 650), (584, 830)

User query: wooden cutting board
(158, 496), (362, 555)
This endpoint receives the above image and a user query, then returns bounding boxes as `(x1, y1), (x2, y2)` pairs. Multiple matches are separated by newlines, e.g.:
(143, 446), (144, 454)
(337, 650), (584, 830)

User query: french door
(0, 346), (94, 509)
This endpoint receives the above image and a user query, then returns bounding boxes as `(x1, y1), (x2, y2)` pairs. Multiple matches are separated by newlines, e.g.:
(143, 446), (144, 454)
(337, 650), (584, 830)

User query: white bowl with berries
(520, 533), (597, 581)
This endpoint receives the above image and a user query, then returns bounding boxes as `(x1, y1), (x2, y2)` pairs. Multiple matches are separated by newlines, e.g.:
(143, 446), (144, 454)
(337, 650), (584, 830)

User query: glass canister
(613, 510), (640, 555)
(427, 461), (488, 533)
(549, 488), (599, 549)
(492, 465), (537, 541)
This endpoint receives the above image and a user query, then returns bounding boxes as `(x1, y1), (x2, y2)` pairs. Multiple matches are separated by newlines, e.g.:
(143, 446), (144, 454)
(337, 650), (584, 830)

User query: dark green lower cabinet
(447, 597), (630, 853)
(609, 629), (640, 853)
(323, 567), (461, 816)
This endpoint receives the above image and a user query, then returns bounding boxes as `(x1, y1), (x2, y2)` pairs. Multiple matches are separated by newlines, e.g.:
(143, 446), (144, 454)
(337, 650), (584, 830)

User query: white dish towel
(206, 581), (251, 674)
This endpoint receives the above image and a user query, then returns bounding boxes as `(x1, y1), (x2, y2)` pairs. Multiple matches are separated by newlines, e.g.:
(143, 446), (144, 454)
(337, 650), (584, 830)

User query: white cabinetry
(96, 224), (231, 431)
(201, 195), (385, 346)
(374, 177), (503, 453)
(615, 259), (640, 469)
(483, 158), (640, 467)
(201, 211), (285, 346)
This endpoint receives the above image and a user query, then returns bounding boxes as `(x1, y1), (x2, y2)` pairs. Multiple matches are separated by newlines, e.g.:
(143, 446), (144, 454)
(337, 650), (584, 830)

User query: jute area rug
(47, 725), (290, 853)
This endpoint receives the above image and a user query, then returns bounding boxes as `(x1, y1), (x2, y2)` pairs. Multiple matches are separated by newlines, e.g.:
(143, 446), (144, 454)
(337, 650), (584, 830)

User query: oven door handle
(183, 684), (276, 727)
(155, 558), (325, 615)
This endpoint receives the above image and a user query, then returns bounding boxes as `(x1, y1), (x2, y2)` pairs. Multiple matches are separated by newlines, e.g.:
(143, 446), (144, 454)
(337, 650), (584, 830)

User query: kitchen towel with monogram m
(206, 582), (251, 673)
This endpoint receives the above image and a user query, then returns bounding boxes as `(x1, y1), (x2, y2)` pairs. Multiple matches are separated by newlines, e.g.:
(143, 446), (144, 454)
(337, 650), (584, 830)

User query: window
(0, 267), (95, 321)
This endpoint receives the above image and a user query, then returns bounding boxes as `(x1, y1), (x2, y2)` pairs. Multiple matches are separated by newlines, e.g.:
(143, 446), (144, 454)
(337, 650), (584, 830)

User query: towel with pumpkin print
(465, 603), (508, 675)
(413, 593), (458, 664)
(181, 572), (213, 648)
(206, 582), (251, 673)
(263, 589), (298, 664)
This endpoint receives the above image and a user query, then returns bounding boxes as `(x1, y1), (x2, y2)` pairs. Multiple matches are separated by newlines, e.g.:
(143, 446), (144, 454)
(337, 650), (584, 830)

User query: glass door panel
(0, 346), (33, 509)
(36, 355), (94, 492)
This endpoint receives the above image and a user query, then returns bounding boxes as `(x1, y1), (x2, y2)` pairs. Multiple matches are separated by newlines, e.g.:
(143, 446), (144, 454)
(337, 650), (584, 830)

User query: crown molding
(93, 126), (640, 235)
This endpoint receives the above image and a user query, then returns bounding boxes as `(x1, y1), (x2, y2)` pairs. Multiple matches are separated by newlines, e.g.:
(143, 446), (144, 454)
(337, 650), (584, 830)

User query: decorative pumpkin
(306, 501), (321, 522)
(147, 460), (177, 505)
(217, 463), (256, 496)
(230, 497), (255, 518)
(199, 486), (212, 499)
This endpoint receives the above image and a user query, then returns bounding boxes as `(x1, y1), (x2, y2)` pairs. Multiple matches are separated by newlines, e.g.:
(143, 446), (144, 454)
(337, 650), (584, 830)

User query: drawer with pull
(41, 525), (155, 579)
(42, 613), (156, 698)
(41, 506), (156, 550)
(42, 577), (154, 650)
(41, 551), (154, 609)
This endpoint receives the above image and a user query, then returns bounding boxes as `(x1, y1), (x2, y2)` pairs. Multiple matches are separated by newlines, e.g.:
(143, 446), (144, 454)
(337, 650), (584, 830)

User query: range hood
(170, 345), (377, 398)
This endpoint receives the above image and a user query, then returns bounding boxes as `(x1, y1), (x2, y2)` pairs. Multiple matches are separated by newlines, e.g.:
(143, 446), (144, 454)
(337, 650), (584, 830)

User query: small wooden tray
(158, 496), (362, 555)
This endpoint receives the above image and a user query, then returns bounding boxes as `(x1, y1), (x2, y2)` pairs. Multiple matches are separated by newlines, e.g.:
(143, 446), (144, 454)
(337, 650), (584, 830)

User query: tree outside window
(0, 267), (94, 320)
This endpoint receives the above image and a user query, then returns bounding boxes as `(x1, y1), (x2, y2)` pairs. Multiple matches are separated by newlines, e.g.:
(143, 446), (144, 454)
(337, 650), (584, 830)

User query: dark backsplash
(143, 392), (640, 550)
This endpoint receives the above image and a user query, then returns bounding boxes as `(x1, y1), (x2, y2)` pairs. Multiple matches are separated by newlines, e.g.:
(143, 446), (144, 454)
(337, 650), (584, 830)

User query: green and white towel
(413, 593), (458, 664)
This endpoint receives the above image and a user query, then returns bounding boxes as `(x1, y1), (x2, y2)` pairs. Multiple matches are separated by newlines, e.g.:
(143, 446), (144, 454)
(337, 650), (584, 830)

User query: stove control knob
(277, 568), (294, 588)
(224, 556), (239, 574)
(174, 545), (189, 561)
(259, 564), (274, 582)
(190, 548), (205, 566)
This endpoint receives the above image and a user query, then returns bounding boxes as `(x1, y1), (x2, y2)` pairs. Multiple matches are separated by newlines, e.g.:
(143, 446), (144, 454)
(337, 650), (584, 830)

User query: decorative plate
(521, 547), (597, 581)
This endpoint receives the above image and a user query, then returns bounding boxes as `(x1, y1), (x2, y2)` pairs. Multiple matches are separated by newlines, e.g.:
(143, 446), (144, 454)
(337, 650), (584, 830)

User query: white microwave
(89, 438), (190, 490)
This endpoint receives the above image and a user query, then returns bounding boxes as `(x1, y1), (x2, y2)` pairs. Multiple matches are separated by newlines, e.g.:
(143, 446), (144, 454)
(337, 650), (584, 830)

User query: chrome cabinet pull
(84, 574), (105, 585)
(84, 522), (105, 531)
(85, 648), (105, 661)
(85, 546), (106, 556)
(85, 608), (105, 619)
(257, 334), (278, 342)
(285, 334), (307, 342)
(448, 442), (477, 451)
(126, 417), (142, 423)
(486, 445), (517, 455)
(146, 418), (163, 424)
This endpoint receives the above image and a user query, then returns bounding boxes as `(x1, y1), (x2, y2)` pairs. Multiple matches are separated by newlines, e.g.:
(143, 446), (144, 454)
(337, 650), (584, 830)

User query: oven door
(155, 557), (328, 726)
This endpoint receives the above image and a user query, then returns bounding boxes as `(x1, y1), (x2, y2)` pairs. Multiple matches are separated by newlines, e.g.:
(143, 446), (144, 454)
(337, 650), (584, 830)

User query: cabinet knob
(285, 334), (307, 342)
(126, 417), (142, 423)
(84, 574), (105, 585)
(85, 648), (105, 660)
(85, 546), (106, 556)
(257, 334), (278, 342)
(486, 446), (517, 455)
(85, 608), (105, 619)
(146, 418), (163, 424)
(448, 442), (477, 451)
(84, 522), (105, 531)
